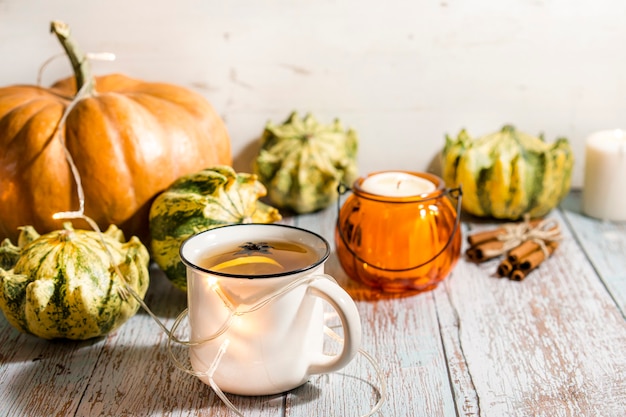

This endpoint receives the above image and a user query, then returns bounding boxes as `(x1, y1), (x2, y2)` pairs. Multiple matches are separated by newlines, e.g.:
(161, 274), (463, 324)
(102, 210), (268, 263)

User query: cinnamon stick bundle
(466, 220), (543, 263)
(466, 217), (561, 281)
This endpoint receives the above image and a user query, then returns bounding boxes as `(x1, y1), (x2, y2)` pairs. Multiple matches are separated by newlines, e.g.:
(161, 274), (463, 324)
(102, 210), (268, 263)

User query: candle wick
(396, 180), (402, 189)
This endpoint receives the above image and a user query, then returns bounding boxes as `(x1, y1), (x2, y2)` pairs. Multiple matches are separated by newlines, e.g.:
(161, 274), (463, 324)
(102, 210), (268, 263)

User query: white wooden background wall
(2, 0), (625, 188)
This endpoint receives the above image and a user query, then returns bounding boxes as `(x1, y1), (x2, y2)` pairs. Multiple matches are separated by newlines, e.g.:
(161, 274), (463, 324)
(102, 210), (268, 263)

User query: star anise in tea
(236, 242), (273, 255)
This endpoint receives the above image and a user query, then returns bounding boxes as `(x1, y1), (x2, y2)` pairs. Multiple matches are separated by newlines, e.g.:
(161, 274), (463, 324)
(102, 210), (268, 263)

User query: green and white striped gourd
(149, 165), (282, 291)
(253, 111), (358, 214)
(0, 223), (149, 340)
(441, 125), (574, 219)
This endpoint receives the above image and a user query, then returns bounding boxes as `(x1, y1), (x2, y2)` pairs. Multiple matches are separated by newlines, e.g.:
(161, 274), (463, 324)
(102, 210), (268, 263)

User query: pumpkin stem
(50, 21), (95, 96)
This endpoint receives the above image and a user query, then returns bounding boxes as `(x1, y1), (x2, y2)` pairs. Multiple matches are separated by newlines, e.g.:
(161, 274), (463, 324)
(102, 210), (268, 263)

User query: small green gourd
(0, 223), (150, 340)
(253, 111), (358, 214)
(149, 165), (282, 291)
(441, 125), (574, 219)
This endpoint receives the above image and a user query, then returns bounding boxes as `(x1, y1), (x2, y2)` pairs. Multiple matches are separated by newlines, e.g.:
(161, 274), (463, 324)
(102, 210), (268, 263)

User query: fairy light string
(48, 53), (386, 417)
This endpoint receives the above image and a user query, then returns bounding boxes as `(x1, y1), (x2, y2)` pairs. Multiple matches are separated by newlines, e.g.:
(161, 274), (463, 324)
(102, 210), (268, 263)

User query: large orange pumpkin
(0, 21), (231, 243)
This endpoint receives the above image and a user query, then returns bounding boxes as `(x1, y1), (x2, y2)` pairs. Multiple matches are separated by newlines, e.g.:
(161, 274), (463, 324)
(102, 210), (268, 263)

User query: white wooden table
(1, 190), (625, 417)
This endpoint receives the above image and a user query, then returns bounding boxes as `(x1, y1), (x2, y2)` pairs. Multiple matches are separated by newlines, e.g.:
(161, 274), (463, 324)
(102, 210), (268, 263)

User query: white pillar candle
(582, 129), (626, 221)
(360, 171), (436, 197)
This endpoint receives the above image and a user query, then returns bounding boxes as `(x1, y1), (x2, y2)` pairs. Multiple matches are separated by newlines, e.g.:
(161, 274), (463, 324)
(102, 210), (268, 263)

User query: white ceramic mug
(179, 223), (362, 396)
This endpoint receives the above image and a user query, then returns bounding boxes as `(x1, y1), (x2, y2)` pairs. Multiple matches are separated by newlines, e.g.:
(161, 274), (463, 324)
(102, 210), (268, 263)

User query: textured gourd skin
(253, 111), (358, 214)
(441, 125), (573, 219)
(0, 22), (231, 244)
(0, 223), (150, 340)
(149, 166), (282, 291)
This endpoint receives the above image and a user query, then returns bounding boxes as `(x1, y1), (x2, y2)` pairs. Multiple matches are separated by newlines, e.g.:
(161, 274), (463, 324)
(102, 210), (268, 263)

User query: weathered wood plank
(0, 303), (105, 417)
(432, 222), (481, 417)
(560, 190), (626, 316)
(435, 209), (626, 417)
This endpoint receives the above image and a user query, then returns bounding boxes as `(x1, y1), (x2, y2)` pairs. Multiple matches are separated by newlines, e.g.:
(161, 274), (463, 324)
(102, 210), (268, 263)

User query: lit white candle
(582, 129), (626, 221)
(360, 171), (436, 197)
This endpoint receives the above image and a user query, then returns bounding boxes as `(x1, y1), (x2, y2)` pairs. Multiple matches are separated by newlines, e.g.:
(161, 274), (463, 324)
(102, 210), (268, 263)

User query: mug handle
(306, 274), (362, 375)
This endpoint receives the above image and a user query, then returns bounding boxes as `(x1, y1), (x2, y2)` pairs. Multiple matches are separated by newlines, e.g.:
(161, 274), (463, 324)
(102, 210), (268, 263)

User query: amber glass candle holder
(335, 171), (462, 293)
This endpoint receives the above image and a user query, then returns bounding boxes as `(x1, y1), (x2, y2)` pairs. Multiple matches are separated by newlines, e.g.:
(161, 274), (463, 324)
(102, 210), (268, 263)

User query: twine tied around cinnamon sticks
(466, 216), (562, 281)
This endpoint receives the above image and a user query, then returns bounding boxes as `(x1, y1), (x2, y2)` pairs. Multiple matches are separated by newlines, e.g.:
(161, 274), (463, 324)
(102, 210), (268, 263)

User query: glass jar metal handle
(335, 184), (463, 272)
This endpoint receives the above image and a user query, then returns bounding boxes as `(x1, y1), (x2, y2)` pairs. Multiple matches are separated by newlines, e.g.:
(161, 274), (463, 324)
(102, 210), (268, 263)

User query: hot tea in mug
(196, 240), (319, 276)
(179, 223), (362, 396)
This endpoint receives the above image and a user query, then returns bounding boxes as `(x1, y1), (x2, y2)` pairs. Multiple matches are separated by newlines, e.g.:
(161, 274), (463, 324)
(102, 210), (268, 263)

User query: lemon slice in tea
(211, 255), (283, 274)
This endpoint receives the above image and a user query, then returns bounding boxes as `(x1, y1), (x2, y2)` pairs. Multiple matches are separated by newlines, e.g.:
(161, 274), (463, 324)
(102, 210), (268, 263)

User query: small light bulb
(206, 276), (219, 289)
